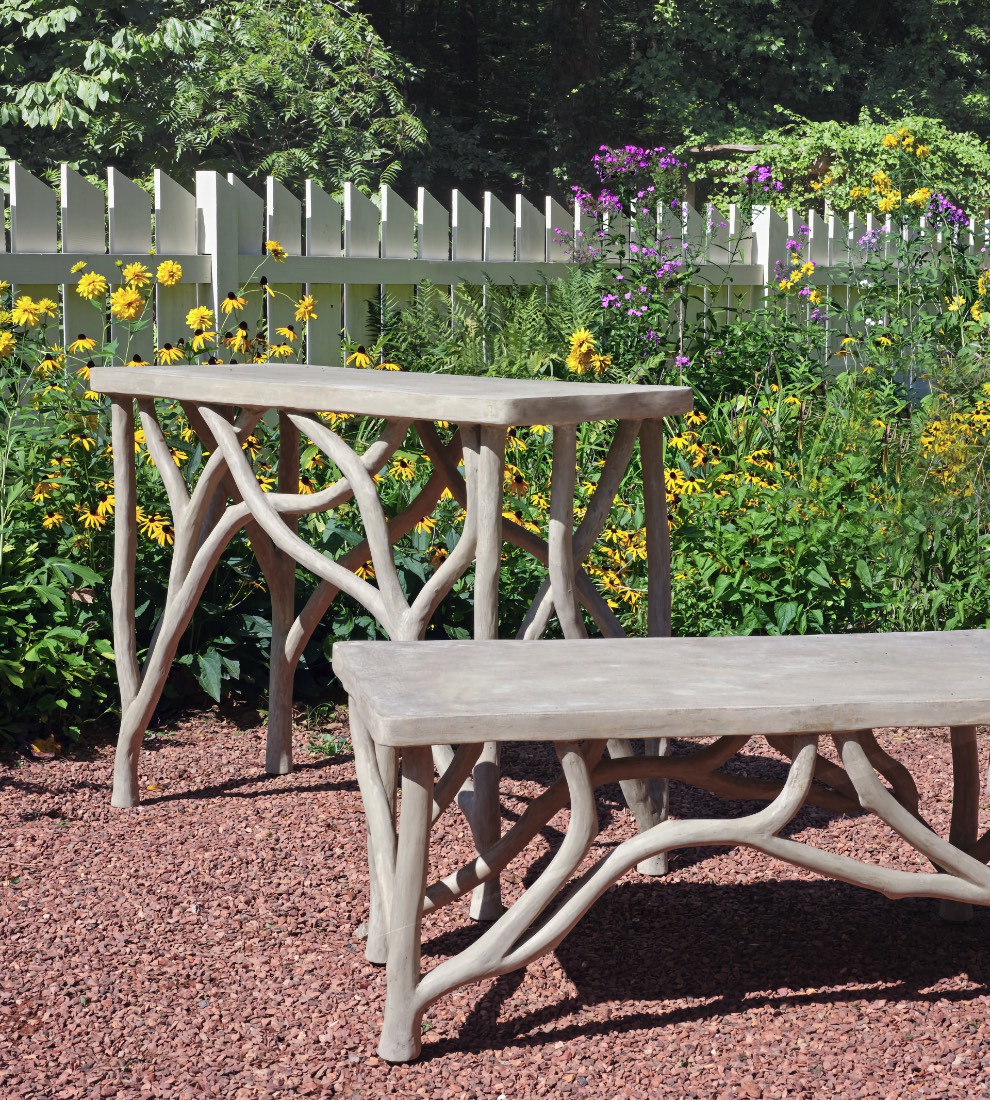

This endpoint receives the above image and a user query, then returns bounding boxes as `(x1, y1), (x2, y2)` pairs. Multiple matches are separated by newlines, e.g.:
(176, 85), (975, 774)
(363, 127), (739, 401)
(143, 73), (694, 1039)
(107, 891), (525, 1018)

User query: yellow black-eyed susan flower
(389, 456), (416, 481)
(156, 343), (184, 364)
(186, 306), (214, 330)
(192, 329), (216, 352)
(156, 260), (183, 286)
(77, 504), (107, 529)
(68, 334), (97, 354)
(294, 295), (317, 322)
(220, 291), (247, 315)
(110, 287), (144, 320)
(11, 296), (41, 327)
(346, 345), (373, 368)
(505, 467), (529, 497)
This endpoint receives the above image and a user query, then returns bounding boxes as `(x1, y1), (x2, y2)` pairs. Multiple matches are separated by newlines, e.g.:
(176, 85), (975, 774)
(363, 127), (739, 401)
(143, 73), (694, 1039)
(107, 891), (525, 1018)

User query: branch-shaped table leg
(466, 424), (509, 921)
(111, 402), (262, 806)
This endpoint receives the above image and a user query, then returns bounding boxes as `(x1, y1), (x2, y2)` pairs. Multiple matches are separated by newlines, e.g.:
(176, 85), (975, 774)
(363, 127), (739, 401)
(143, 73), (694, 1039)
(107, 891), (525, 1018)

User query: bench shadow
(418, 878), (989, 1060)
(141, 754), (359, 805)
(497, 739), (858, 880)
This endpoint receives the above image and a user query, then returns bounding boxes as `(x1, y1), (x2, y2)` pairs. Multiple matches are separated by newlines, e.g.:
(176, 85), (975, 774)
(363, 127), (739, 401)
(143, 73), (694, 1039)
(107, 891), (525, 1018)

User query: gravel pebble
(1, 717), (988, 1098)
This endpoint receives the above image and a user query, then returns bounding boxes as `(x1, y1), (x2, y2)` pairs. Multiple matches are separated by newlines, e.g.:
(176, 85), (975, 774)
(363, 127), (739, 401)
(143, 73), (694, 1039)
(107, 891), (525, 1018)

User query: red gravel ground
(2, 714), (989, 1099)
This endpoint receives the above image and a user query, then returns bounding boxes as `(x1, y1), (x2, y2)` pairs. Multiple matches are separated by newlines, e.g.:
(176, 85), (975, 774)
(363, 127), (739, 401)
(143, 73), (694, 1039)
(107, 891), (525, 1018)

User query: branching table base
(334, 633), (990, 1062)
(93, 364), (692, 917)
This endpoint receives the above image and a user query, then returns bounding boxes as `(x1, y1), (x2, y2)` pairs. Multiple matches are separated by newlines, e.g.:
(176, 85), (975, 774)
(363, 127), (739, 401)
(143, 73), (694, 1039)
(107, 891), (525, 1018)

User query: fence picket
(265, 177), (303, 361)
(483, 192), (514, 262)
(515, 195), (544, 263)
(417, 188), (449, 262)
(107, 169), (153, 364)
(343, 183), (381, 350)
(806, 209), (829, 266)
(380, 185), (416, 347)
(154, 170), (198, 361)
(9, 163), (59, 313)
(545, 197), (573, 262)
(60, 165), (105, 355)
(304, 180), (342, 367)
(195, 171), (237, 331)
(451, 190), (482, 262)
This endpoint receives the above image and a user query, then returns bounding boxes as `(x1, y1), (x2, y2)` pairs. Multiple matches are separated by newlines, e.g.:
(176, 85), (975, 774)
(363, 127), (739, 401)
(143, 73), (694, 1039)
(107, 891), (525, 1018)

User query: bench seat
(333, 630), (990, 1062)
(333, 630), (990, 746)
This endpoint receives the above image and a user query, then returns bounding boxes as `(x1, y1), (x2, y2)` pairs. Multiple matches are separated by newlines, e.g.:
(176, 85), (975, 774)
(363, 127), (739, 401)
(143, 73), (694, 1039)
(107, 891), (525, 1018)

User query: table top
(333, 631), (990, 745)
(91, 364), (693, 425)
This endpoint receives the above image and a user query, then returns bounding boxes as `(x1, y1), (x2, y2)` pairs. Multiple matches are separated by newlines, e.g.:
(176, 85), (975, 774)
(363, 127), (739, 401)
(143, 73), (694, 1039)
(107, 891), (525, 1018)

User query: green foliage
(380, 273), (608, 381)
(0, 544), (114, 739)
(358, 0), (990, 193)
(0, 1), (215, 175)
(167, 0), (427, 192)
(0, 0), (426, 191)
(696, 111), (990, 215)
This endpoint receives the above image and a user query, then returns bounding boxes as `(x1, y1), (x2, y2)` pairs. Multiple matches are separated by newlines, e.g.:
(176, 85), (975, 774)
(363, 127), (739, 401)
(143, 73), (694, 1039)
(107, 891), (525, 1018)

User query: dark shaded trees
(361, 0), (990, 193)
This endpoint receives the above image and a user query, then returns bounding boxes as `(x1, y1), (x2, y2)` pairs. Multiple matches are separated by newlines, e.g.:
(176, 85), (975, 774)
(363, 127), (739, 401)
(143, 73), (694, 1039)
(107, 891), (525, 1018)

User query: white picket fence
(2, 161), (988, 367)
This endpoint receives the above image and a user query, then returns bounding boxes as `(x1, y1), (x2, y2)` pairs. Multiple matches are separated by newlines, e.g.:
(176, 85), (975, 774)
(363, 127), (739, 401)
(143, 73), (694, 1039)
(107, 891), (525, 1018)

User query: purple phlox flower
(857, 227), (889, 253)
(800, 225), (810, 236)
(591, 144), (684, 182)
(785, 238), (797, 251)
(742, 164), (783, 193)
(927, 193), (969, 229)
(675, 355), (691, 368)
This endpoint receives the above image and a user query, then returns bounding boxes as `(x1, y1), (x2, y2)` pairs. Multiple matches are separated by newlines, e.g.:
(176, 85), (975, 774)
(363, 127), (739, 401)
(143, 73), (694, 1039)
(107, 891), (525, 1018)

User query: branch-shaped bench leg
(940, 725), (981, 923)
(369, 729), (990, 1061)
(379, 737), (816, 1061)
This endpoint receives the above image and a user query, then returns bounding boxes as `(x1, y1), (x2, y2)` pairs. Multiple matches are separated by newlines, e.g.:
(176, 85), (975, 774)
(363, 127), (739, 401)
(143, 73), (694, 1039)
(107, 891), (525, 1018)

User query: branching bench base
(334, 633), (990, 1062)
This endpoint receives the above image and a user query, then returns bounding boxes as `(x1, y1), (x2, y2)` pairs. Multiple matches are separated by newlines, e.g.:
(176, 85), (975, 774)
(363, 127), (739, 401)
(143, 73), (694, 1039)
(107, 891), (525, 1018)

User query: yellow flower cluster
(809, 170), (840, 194)
(75, 261), (182, 305)
(882, 129), (929, 158)
(566, 328), (611, 375)
(918, 393), (990, 492)
(867, 170), (902, 215)
(777, 247), (816, 294)
(10, 295), (57, 327)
